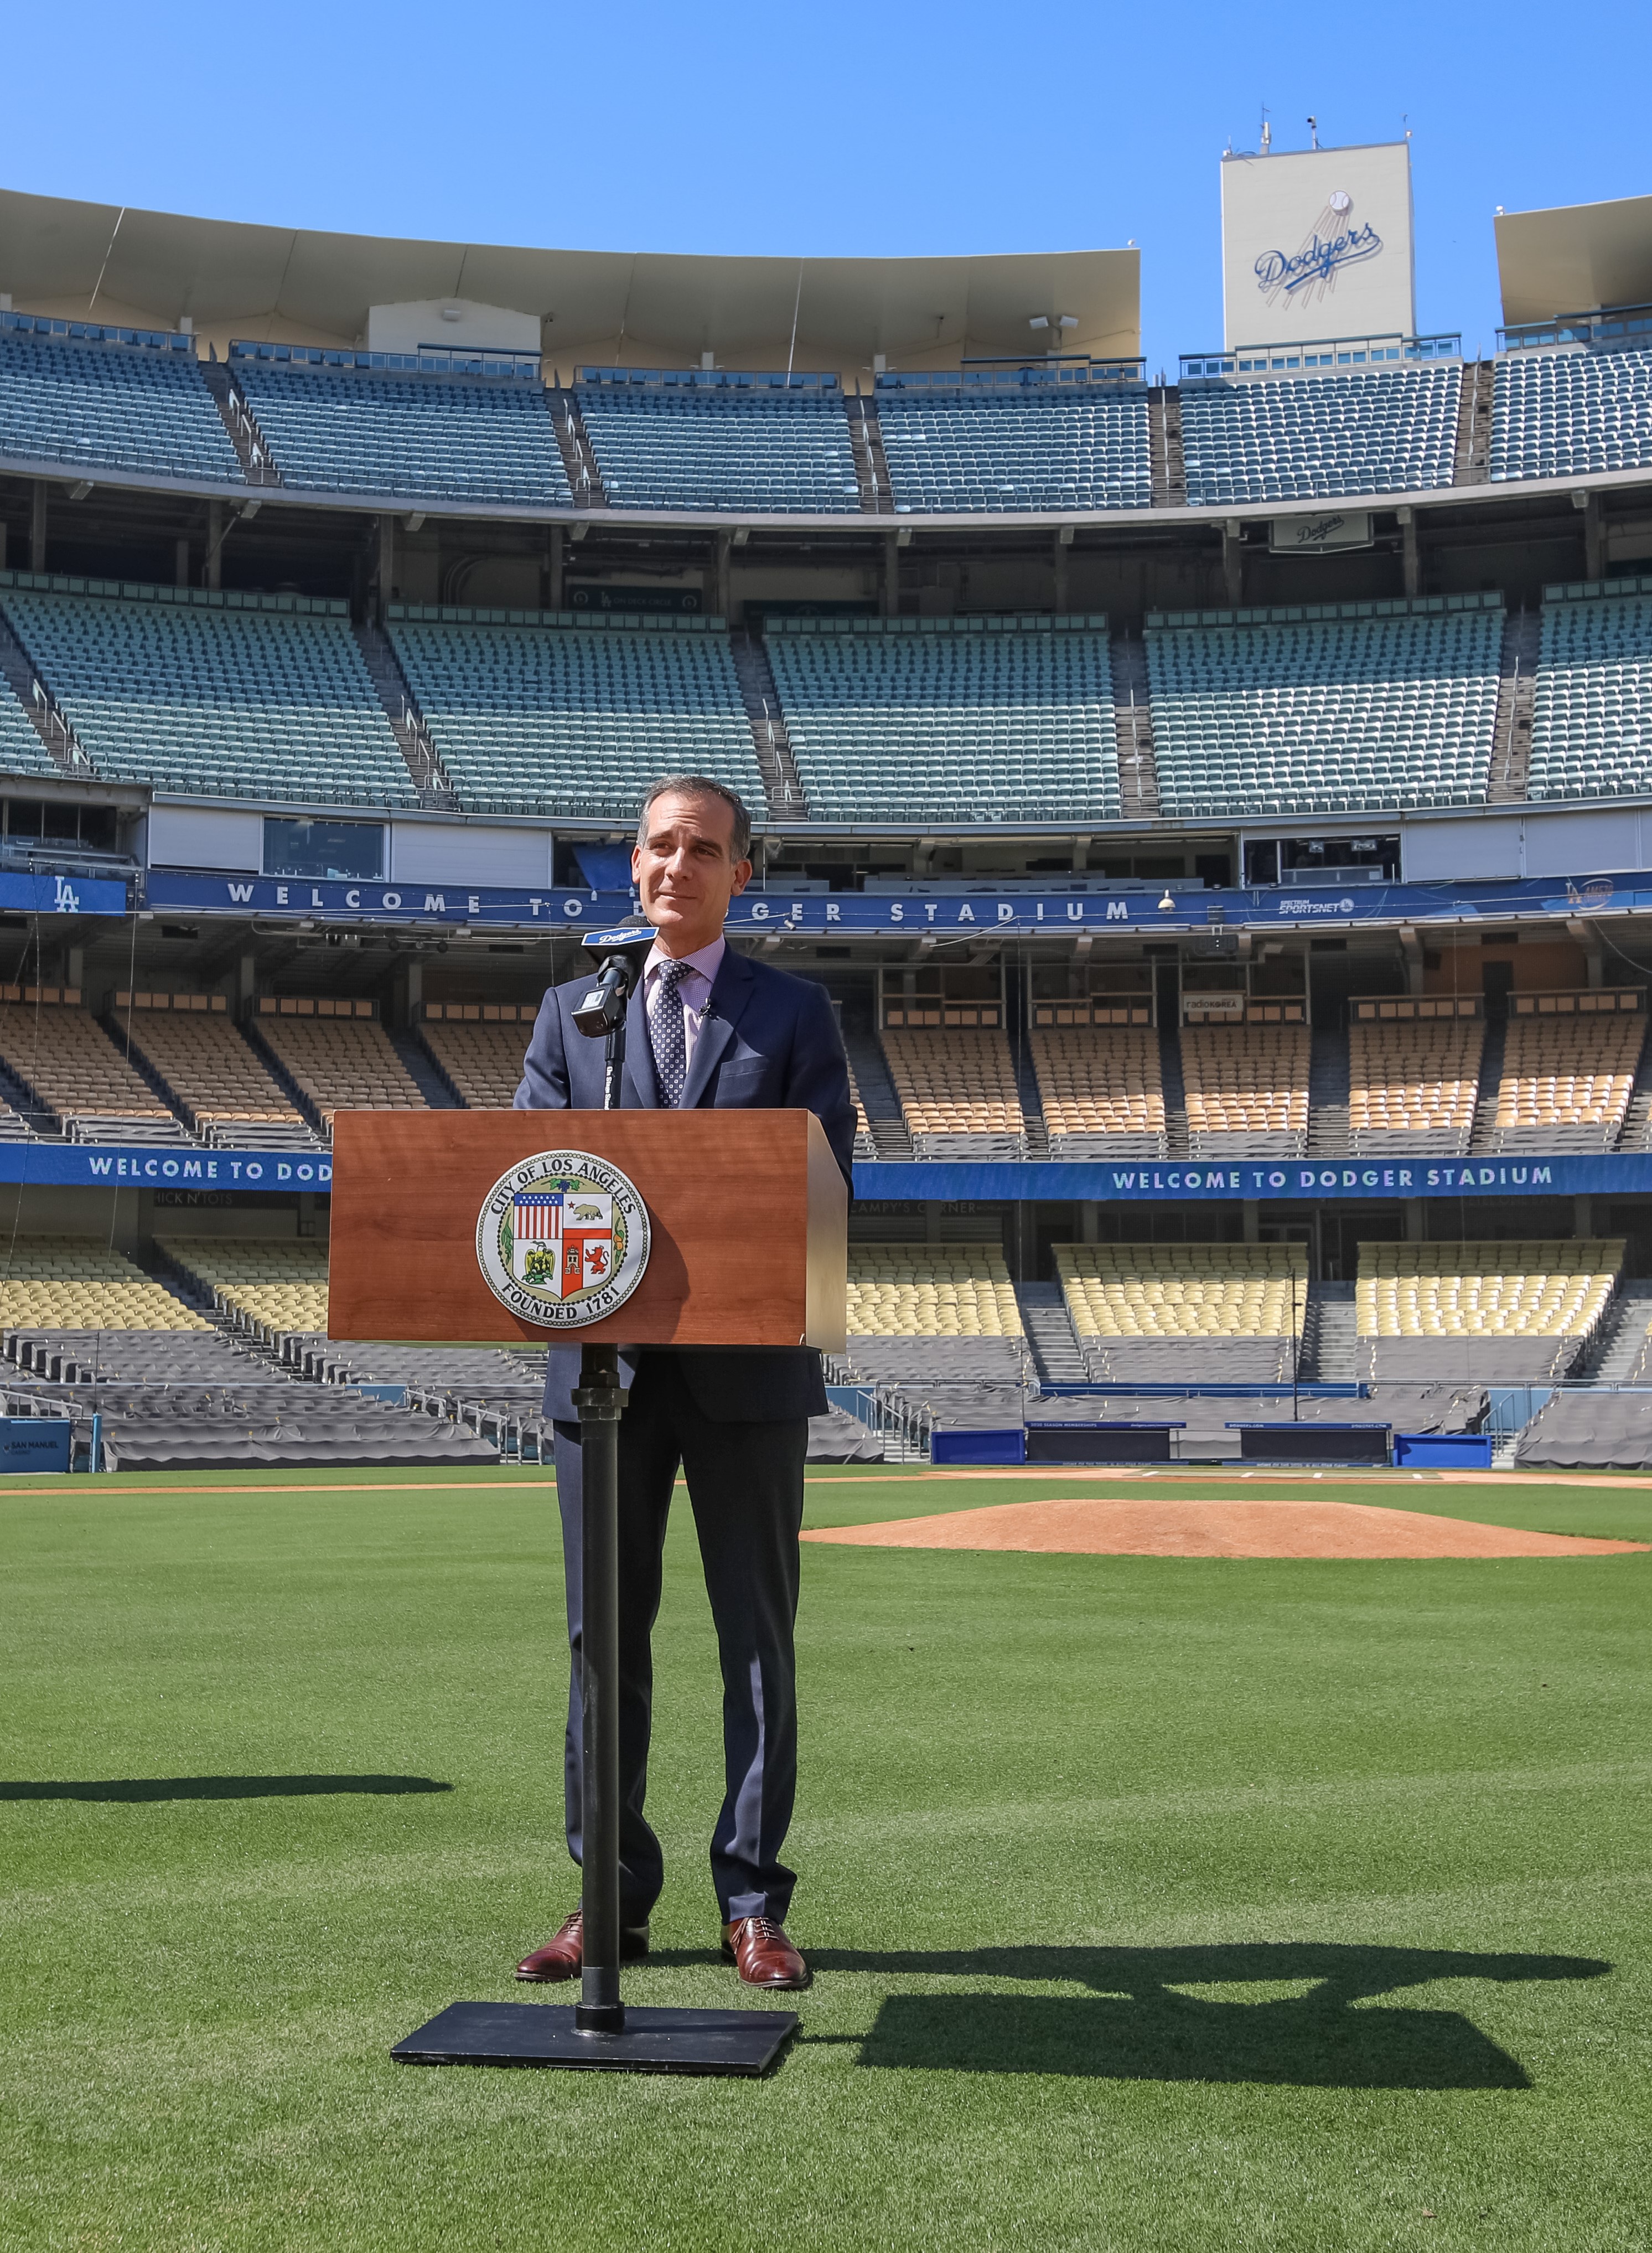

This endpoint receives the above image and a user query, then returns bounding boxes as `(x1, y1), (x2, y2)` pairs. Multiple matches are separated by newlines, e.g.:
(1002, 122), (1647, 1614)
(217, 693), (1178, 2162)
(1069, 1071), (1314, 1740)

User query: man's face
(632, 792), (751, 957)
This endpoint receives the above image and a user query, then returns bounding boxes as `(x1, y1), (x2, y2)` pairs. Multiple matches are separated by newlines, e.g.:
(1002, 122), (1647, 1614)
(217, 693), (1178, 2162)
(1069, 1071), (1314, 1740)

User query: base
(391, 1999), (799, 2075)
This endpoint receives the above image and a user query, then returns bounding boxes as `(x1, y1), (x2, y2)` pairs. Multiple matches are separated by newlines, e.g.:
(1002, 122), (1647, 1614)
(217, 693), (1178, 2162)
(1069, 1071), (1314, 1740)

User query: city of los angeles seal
(474, 1150), (650, 1327)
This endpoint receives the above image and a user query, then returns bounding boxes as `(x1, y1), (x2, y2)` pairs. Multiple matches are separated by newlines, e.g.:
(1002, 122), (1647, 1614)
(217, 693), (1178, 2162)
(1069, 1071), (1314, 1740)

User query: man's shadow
(795, 1942), (1609, 2089)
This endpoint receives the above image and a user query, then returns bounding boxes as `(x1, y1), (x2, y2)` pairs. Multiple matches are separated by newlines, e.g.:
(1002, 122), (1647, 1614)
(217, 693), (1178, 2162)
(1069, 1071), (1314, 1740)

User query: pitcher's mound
(801, 1496), (1649, 1560)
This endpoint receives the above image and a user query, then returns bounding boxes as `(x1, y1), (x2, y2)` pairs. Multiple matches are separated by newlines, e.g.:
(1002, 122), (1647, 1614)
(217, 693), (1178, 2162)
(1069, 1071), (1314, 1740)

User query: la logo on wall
(475, 1150), (651, 1327)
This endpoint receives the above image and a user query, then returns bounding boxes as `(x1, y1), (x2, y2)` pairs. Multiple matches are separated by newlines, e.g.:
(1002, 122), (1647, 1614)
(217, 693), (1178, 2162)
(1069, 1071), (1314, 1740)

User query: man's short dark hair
(637, 776), (753, 862)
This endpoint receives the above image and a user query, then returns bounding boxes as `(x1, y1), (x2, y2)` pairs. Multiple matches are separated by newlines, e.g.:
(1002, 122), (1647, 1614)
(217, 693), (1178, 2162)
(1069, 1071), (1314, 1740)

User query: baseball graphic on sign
(475, 1151), (650, 1327)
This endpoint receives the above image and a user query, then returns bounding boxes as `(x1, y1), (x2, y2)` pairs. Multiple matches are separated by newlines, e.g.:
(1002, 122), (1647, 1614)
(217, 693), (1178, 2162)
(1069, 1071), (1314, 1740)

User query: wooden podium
(328, 1109), (847, 1351)
(331, 1106), (848, 2076)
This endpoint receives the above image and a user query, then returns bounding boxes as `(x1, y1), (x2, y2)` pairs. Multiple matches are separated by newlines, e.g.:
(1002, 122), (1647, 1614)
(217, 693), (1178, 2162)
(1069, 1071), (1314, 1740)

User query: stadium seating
(1492, 347), (1652, 482)
(0, 999), (187, 1143)
(1028, 1026), (1166, 1157)
(767, 616), (1120, 823)
(1178, 365), (1462, 504)
(1143, 597), (1503, 817)
(229, 348), (572, 504)
(254, 1008), (425, 1129)
(419, 1007), (535, 1105)
(846, 1242), (1023, 1340)
(0, 318), (242, 484)
(876, 385), (1152, 513)
(879, 1028), (1026, 1157)
(387, 608), (761, 819)
(1180, 1022), (1309, 1156)
(157, 1238), (331, 1341)
(1054, 1242), (1308, 1382)
(0, 1238), (209, 1334)
(1348, 1000), (1483, 1155)
(1529, 580), (1652, 802)
(576, 372), (860, 511)
(0, 678), (65, 780)
(843, 1054), (877, 1158)
(1356, 1239), (1623, 1383)
(1492, 996), (1645, 1151)
(0, 577), (416, 808)
(120, 1003), (318, 1148)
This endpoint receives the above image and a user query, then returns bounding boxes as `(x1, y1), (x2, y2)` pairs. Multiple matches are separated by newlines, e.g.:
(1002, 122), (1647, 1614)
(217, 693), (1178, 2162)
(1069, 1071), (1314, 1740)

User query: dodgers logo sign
(475, 1150), (650, 1327)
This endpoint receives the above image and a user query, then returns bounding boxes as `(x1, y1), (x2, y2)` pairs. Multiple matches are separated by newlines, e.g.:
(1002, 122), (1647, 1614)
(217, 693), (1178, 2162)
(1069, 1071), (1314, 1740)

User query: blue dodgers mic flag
(572, 926), (655, 1038)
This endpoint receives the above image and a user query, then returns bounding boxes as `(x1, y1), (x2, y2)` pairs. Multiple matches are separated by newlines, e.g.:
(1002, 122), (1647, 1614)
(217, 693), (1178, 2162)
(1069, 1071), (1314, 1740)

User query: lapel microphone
(572, 925), (656, 1039)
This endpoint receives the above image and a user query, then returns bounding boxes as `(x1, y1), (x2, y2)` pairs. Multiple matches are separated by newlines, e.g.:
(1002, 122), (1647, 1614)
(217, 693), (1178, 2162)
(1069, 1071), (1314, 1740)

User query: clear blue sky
(8, 0), (1650, 370)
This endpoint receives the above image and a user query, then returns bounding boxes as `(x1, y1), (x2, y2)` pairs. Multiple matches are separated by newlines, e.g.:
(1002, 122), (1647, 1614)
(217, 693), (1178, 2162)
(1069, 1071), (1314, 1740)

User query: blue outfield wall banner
(852, 1157), (1652, 1202)
(0, 1143), (1636, 1200)
(144, 866), (1652, 936)
(0, 1146), (332, 1188)
(1, 871), (128, 917)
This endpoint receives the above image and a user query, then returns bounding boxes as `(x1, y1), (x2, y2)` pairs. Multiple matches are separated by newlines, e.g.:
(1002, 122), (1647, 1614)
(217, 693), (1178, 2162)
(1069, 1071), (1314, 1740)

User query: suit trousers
(551, 1351), (807, 1925)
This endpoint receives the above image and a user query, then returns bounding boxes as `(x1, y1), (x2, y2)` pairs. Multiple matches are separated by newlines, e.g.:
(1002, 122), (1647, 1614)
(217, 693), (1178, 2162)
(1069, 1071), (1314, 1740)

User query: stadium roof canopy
(0, 188), (1141, 376)
(1496, 192), (1652, 324)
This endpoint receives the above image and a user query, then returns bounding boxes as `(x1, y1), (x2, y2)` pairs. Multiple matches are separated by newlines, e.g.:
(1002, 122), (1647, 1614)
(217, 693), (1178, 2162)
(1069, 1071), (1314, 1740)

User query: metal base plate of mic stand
(392, 986), (799, 2077)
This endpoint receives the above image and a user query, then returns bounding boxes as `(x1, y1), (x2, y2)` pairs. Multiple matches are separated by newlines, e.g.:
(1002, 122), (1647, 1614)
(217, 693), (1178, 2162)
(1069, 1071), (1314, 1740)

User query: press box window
(263, 819), (385, 881)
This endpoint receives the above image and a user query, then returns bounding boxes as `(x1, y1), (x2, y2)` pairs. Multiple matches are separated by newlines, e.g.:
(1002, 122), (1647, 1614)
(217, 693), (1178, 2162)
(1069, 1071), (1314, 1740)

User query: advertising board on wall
(1221, 142), (1416, 349)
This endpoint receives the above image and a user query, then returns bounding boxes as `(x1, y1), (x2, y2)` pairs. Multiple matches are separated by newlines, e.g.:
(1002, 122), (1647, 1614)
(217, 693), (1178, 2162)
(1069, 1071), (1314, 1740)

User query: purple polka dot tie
(649, 960), (688, 1108)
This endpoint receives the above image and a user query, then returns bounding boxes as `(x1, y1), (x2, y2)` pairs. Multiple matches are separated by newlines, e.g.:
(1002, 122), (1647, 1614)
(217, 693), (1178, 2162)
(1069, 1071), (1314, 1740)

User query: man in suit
(512, 775), (855, 1992)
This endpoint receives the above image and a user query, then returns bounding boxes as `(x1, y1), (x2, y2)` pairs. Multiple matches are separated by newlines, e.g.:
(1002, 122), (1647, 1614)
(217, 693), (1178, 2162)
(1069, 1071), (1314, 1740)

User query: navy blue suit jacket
(514, 944), (855, 1423)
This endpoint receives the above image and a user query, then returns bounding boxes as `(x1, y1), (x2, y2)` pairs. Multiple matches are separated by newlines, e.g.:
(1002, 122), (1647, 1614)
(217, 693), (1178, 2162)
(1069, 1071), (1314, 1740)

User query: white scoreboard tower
(1220, 141), (1417, 348)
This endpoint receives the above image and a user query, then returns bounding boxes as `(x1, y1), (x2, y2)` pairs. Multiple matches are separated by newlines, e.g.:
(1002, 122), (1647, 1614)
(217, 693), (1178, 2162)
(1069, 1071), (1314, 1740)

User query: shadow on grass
(802, 1941), (1609, 2089)
(0, 1774), (453, 1802)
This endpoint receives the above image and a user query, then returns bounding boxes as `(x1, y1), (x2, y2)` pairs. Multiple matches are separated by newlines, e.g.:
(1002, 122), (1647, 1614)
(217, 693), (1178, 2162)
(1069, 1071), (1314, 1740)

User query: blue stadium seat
(1144, 596), (1503, 817)
(0, 316), (242, 485)
(0, 574), (417, 808)
(387, 606), (763, 818)
(230, 345), (572, 504)
(877, 378), (1151, 513)
(1529, 577), (1652, 800)
(0, 679), (60, 780)
(765, 615), (1120, 822)
(1492, 347), (1652, 481)
(576, 370), (861, 512)
(1179, 365), (1461, 504)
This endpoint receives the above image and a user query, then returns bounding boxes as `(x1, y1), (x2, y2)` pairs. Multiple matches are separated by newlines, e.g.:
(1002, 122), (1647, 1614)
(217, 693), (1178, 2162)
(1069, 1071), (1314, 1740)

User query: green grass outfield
(3, 1462), (1650, 2252)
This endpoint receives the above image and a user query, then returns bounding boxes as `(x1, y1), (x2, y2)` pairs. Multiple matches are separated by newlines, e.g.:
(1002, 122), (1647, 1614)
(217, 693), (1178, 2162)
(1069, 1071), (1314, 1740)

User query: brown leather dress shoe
(515, 1910), (650, 1983)
(722, 1916), (811, 1990)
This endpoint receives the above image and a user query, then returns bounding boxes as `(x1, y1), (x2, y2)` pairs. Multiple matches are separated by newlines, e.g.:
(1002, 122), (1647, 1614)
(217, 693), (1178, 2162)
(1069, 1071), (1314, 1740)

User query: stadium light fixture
(405, 513), (426, 533)
(1028, 316), (1049, 330)
(1158, 890), (1175, 911)
(68, 480), (93, 501)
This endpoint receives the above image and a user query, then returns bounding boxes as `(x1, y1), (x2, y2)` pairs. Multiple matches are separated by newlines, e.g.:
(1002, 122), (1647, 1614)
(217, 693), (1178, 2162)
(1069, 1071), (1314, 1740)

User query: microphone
(572, 925), (655, 1039)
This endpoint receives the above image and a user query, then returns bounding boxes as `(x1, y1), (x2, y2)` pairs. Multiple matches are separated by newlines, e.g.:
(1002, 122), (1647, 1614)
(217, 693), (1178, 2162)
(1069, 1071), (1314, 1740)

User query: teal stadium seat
(1529, 578), (1652, 801)
(1143, 596), (1503, 818)
(1180, 365), (1461, 504)
(0, 316), (242, 484)
(576, 370), (861, 513)
(876, 376), (1151, 513)
(386, 607), (763, 818)
(764, 615), (1121, 823)
(1493, 346), (1652, 480)
(230, 346), (573, 505)
(0, 673), (60, 780)
(0, 575), (417, 808)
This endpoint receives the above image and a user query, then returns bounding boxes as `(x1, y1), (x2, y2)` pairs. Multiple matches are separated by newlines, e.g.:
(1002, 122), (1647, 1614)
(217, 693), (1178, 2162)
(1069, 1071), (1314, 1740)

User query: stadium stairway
(840, 1022), (913, 1157)
(1009, 1034), (1050, 1159)
(1301, 1280), (1356, 1381)
(1157, 1015), (1190, 1156)
(730, 631), (809, 817)
(1576, 1277), (1652, 1380)
(388, 1028), (462, 1109)
(1620, 1040), (1652, 1153)
(0, 607), (89, 777)
(1306, 1021), (1351, 1155)
(550, 389), (607, 507)
(1147, 386), (1187, 507)
(846, 396), (894, 513)
(1110, 631), (1161, 818)
(199, 359), (281, 485)
(354, 621), (458, 808)
(1467, 1013), (1509, 1153)
(1453, 362), (1494, 486)
(1014, 1280), (1087, 1383)
(1488, 607), (1541, 804)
